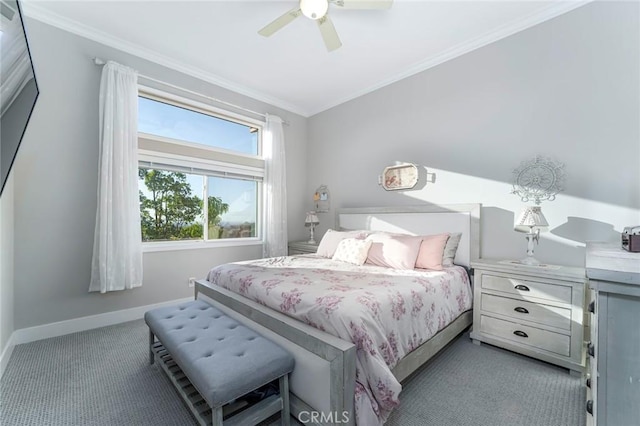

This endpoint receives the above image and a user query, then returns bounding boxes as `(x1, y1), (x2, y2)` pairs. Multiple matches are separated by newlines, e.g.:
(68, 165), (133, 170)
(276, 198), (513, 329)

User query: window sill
(142, 239), (263, 253)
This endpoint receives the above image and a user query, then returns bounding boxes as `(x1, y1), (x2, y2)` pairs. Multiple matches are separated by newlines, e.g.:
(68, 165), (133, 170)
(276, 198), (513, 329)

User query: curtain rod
(92, 57), (289, 126)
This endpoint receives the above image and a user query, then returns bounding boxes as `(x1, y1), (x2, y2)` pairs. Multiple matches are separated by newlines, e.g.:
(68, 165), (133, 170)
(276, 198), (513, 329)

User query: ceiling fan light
(300, 0), (329, 20)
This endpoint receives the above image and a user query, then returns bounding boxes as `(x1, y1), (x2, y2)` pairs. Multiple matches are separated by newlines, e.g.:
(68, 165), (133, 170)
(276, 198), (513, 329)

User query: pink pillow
(365, 233), (422, 270)
(415, 233), (450, 270)
(317, 229), (369, 258)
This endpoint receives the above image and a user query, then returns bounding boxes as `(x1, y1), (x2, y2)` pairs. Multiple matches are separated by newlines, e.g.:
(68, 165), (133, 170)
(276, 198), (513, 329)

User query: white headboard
(336, 204), (481, 268)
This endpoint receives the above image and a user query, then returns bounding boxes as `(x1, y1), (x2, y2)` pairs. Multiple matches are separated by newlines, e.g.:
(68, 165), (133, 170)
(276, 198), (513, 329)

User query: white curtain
(89, 61), (142, 293)
(263, 114), (288, 258)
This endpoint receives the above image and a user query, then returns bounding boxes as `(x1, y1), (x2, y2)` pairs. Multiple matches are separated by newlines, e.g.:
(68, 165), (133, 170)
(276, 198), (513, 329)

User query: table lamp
(514, 206), (548, 265)
(305, 211), (320, 244)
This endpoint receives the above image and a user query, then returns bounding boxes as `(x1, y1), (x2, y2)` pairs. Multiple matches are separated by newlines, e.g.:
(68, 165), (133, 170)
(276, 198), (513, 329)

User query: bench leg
(149, 329), (155, 365)
(280, 374), (290, 426)
(212, 406), (223, 426)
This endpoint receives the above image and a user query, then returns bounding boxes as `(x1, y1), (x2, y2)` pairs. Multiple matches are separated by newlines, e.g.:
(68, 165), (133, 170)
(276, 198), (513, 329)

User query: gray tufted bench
(145, 300), (294, 426)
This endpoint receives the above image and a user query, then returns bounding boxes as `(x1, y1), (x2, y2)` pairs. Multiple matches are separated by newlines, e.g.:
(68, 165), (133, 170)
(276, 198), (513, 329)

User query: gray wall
(0, 175), (14, 355)
(12, 19), (309, 330)
(307, 1), (640, 267)
(8, 1), (640, 333)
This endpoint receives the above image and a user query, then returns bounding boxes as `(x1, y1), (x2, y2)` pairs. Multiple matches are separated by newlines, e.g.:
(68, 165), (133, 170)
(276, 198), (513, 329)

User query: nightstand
(287, 241), (319, 255)
(470, 258), (587, 374)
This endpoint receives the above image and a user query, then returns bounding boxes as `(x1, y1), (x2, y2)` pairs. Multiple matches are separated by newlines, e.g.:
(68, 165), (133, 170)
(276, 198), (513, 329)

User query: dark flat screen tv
(0, 0), (38, 195)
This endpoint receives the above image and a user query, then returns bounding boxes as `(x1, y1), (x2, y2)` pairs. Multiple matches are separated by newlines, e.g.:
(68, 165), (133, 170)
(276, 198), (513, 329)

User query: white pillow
(442, 233), (462, 266)
(332, 238), (373, 266)
(317, 229), (369, 258)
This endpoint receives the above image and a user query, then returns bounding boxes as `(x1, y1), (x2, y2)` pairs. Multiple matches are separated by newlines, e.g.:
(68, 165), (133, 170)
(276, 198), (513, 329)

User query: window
(137, 87), (263, 248)
(138, 97), (258, 155)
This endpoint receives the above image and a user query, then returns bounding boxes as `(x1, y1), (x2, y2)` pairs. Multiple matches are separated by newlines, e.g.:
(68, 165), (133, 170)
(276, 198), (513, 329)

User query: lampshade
(300, 0), (329, 20)
(514, 206), (548, 233)
(305, 211), (320, 226)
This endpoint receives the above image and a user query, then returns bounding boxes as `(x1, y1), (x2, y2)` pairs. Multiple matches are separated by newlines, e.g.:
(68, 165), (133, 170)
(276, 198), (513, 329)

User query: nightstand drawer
(480, 315), (571, 356)
(289, 249), (309, 255)
(482, 274), (572, 304)
(481, 294), (572, 331)
(288, 241), (319, 255)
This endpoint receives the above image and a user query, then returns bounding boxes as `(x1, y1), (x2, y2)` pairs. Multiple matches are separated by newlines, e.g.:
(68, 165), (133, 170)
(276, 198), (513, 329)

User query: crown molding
(22, 1), (591, 119)
(308, 0), (593, 116)
(21, 2), (310, 117)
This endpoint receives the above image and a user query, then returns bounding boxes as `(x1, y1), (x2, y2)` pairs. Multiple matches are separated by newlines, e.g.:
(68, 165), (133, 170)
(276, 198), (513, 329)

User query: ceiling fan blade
(331, 0), (393, 10)
(258, 8), (302, 37)
(317, 16), (342, 52)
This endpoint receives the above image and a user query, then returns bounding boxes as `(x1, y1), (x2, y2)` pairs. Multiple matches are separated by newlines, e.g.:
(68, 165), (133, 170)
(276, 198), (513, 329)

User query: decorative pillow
(332, 238), (373, 266)
(365, 233), (423, 270)
(317, 229), (369, 258)
(442, 233), (462, 267)
(415, 233), (450, 270)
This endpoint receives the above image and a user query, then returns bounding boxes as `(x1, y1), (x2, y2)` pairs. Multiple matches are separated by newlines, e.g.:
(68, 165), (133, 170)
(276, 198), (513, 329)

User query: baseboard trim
(11, 297), (194, 347)
(0, 333), (15, 378)
(2, 297), (195, 378)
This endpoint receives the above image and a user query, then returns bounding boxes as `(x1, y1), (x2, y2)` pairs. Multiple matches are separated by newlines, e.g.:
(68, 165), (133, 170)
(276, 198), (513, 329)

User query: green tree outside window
(138, 169), (229, 241)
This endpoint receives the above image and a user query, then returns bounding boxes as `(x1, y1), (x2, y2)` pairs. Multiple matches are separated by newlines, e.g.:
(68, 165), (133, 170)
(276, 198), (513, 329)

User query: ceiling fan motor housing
(300, 0), (329, 20)
(258, 0), (393, 52)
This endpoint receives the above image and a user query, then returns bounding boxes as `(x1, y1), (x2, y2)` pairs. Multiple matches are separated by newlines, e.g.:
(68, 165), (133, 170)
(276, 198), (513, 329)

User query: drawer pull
(586, 400), (593, 415)
(588, 301), (595, 314)
(514, 284), (530, 291)
(514, 307), (529, 314)
(586, 378), (591, 388)
(513, 330), (528, 338)
(587, 342), (595, 357)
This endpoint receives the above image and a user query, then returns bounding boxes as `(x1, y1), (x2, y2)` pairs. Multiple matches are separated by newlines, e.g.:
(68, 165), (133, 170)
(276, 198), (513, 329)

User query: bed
(195, 203), (481, 425)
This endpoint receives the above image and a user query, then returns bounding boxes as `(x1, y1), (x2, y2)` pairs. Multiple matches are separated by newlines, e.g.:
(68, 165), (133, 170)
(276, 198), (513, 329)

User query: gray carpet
(1, 319), (585, 426)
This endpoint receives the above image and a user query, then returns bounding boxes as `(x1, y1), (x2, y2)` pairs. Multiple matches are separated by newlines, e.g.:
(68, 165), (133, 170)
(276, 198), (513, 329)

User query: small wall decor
(380, 163), (419, 191)
(511, 155), (565, 205)
(314, 185), (330, 212)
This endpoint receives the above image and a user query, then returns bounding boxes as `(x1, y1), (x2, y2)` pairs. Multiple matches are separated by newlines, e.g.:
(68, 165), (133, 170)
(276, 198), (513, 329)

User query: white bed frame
(195, 203), (481, 425)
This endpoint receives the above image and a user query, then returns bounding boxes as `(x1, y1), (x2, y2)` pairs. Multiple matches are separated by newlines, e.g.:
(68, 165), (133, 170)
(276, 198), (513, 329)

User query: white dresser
(585, 242), (640, 426)
(470, 259), (587, 374)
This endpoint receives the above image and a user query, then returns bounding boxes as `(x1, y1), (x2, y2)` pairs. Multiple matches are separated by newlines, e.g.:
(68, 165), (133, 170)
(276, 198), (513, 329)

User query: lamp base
(520, 231), (541, 266)
(307, 224), (317, 245)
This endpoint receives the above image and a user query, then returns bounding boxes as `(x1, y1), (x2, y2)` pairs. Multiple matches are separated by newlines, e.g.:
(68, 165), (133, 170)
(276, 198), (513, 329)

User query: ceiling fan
(258, 0), (393, 52)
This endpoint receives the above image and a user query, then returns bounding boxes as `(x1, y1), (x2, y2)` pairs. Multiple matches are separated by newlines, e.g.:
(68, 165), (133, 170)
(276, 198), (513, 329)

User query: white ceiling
(24, 1), (589, 117)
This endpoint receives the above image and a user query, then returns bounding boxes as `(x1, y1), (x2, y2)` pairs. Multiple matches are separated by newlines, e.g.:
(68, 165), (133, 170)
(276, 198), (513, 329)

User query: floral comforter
(206, 255), (472, 425)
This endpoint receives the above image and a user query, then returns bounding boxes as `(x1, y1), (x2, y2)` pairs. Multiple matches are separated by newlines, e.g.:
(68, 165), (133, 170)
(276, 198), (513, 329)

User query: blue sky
(138, 97), (258, 225)
(138, 97), (258, 155)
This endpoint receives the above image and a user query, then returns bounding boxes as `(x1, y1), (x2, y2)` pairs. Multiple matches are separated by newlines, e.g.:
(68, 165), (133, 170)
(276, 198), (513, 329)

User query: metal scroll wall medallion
(511, 155), (565, 205)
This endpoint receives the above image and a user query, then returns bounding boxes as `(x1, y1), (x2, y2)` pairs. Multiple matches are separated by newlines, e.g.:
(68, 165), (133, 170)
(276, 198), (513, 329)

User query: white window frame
(138, 85), (264, 252)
